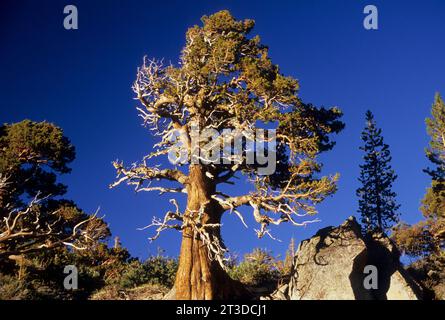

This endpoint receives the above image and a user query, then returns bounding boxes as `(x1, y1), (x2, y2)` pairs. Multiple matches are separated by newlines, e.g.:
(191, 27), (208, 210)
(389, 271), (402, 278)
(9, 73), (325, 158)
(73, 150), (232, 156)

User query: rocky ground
(90, 283), (170, 300)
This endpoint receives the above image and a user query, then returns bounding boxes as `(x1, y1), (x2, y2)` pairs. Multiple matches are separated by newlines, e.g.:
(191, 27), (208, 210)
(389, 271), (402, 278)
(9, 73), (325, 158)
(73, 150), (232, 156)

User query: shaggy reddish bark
(174, 165), (249, 299)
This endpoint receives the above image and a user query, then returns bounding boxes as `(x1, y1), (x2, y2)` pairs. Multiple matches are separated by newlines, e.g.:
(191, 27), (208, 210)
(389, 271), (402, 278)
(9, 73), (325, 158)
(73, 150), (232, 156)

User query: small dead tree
(112, 10), (343, 299)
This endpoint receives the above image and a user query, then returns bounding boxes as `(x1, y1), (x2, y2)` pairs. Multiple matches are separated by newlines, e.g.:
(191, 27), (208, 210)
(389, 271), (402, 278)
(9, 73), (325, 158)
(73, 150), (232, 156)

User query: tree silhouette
(357, 110), (400, 233)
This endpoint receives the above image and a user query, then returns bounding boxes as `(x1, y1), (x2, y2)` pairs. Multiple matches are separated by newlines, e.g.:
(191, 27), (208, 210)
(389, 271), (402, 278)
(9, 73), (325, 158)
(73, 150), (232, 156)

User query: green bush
(118, 255), (178, 289)
(143, 255), (178, 287)
(228, 248), (280, 287)
(118, 260), (150, 289)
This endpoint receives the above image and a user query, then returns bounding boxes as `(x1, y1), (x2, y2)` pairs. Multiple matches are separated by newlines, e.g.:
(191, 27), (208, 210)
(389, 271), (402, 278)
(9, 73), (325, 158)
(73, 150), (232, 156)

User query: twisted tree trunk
(174, 165), (249, 300)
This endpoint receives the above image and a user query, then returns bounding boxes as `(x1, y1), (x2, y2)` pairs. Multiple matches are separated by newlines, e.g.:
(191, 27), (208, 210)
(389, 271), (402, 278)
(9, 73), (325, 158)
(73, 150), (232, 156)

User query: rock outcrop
(267, 216), (422, 300)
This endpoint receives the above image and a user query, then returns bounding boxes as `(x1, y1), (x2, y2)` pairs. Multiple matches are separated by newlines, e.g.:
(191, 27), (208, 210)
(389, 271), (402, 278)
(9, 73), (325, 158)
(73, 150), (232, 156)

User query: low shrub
(228, 248), (280, 287)
(118, 255), (178, 289)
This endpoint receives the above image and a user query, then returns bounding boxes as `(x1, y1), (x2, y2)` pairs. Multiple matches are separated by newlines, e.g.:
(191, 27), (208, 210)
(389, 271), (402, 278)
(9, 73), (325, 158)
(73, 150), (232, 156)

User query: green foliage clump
(118, 255), (178, 289)
(422, 93), (445, 221)
(228, 248), (280, 287)
(143, 255), (178, 287)
(0, 242), (134, 300)
(0, 120), (75, 208)
(118, 260), (148, 289)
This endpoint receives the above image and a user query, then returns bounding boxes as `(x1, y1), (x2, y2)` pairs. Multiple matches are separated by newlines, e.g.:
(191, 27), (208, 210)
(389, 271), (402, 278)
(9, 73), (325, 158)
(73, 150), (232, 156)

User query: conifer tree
(357, 110), (400, 233)
(422, 93), (445, 223)
(393, 94), (445, 298)
(112, 10), (343, 299)
(394, 94), (445, 256)
(0, 120), (109, 259)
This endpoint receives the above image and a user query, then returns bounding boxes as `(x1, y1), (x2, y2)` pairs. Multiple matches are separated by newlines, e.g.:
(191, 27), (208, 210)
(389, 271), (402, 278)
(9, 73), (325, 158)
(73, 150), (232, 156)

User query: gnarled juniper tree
(111, 10), (343, 299)
(357, 110), (400, 233)
(0, 120), (109, 260)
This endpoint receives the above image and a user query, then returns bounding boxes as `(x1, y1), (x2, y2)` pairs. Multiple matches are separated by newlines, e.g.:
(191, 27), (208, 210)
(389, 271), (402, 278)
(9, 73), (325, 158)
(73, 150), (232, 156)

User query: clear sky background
(1, 0), (445, 260)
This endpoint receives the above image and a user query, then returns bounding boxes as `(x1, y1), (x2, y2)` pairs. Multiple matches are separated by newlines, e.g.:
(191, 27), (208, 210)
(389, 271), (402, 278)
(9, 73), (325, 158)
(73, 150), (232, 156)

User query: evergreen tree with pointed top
(392, 94), (445, 299)
(421, 93), (445, 221)
(357, 110), (400, 233)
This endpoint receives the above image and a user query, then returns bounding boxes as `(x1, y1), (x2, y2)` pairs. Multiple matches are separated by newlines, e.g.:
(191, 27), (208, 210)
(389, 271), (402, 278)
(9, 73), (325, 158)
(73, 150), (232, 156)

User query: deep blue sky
(1, 0), (444, 260)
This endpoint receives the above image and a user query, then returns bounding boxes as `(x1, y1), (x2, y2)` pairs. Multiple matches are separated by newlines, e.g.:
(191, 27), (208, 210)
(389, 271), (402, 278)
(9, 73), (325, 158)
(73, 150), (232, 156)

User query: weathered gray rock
(269, 216), (422, 300)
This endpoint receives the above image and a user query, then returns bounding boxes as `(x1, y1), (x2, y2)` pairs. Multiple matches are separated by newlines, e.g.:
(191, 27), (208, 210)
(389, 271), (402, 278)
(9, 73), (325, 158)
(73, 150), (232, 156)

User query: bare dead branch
(0, 183), (107, 258)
